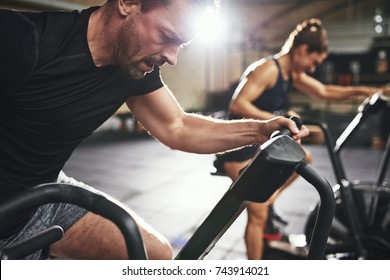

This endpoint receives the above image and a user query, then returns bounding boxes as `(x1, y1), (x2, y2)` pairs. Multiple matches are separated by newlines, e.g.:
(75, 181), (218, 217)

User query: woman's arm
(229, 60), (279, 120)
(294, 72), (379, 100)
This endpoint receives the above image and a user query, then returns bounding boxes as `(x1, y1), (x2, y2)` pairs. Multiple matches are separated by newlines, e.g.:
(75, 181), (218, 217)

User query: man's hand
(258, 116), (310, 143)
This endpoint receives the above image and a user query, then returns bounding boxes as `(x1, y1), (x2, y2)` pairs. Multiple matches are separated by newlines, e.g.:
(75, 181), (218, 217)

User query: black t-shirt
(0, 8), (163, 203)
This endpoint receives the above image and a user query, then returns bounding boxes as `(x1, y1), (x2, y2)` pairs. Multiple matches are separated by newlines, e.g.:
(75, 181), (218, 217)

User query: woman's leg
(223, 145), (312, 259)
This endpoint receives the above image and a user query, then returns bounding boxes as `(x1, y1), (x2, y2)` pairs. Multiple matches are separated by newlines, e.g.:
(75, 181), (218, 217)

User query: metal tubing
(0, 183), (147, 260)
(0, 226), (63, 260)
(175, 192), (247, 260)
(176, 135), (305, 259)
(296, 161), (335, 260)
(376, 132), (390, 186)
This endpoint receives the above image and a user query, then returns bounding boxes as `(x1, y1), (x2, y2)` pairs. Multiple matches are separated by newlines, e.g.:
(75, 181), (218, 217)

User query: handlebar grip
(359, 91), (389, 114)
(0, 183), (148, 260)
(271, 116), (303, 138)
(0, 226), (64, 260)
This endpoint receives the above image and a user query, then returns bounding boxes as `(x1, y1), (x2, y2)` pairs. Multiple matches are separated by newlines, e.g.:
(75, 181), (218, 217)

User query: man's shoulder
(0, 9), (36, 30)
(0, 9), (41, 93)
(24, 8), (95, 65)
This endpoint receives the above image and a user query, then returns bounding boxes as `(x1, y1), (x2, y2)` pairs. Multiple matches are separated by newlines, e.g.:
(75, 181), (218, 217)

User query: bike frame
(0, 126), (336, 260)
(304, 92), (390, 259)
(0, 184), (147, 260)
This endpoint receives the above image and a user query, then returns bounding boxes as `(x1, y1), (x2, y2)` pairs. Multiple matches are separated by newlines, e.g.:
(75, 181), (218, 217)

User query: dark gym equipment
(0, 118), (335, 260)
(304, 92), (390, 260)
(176, 121), (335, 260)
(0, 183), (147, 260)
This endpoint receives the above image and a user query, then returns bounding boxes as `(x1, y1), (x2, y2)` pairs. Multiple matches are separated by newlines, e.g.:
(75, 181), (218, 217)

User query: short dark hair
(282, 18), (328, 54)
(141, 0), (220, 12)
(106, 0), (220, 12)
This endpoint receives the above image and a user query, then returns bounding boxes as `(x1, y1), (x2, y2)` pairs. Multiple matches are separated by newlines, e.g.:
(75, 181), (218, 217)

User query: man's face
(114, 0), (199, 79)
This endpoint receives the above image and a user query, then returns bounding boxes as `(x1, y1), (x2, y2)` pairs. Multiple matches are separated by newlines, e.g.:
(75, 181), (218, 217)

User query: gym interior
(1, 0), (390, 260)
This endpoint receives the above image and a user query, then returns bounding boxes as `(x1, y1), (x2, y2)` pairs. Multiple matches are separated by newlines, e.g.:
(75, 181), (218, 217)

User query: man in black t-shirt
(0, 0), (308, 259)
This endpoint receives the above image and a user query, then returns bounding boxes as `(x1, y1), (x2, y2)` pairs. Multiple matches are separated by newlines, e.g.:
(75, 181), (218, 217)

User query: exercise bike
(303, 92), (390, 260)
(0, 119), (335, 260)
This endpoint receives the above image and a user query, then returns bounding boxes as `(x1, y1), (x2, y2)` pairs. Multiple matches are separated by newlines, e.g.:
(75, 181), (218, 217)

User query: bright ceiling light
(375, 24), (383, 34)
(374, 14), (383, 23)
(195, 7), (226, 45)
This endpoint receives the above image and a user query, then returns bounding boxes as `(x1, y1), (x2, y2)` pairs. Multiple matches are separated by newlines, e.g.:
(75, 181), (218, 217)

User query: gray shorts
(0, 171), (89, 259)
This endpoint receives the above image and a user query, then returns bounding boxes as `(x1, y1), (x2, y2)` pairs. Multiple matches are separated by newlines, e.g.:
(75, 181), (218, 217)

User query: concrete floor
(63, 124), (389, 260)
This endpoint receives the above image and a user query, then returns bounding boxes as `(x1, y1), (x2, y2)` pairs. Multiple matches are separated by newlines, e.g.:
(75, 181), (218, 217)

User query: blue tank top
(252, 57), (292, 114)
(231, 57), (292, 119)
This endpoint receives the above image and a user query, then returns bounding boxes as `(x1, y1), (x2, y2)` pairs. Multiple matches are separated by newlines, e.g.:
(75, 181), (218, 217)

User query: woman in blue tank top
(215, 18), (379, 259)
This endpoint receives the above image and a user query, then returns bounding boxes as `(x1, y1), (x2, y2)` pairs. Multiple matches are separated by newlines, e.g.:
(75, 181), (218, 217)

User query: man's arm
(126, 86), (307, 154)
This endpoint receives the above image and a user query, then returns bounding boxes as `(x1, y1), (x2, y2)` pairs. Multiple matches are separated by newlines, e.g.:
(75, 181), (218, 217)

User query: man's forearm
(160, 113), (263, 154)
(160, 113), (305, 155)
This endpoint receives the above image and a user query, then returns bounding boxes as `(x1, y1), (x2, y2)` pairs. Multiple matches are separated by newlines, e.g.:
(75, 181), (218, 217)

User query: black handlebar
(271, 115), (303, 138)
(300, 92), (390, 259)
(335, 92), (388, 153)
(0, 226), (64, 260)
(0, 183), (147, 260)
(0, 116), (335, 260)
(176, 121), (335, 259)
(296, 161), (335, 259)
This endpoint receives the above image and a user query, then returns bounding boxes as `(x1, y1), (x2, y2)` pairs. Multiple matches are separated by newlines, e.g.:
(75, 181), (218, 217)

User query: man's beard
(113, 17), (146, 79)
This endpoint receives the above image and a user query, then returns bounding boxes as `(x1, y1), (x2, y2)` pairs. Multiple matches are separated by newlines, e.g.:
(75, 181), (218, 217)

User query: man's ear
(118, 0), (140, 16)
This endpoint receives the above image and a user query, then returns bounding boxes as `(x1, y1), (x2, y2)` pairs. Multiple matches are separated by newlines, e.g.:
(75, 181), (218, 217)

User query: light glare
(196, 7), (226, 45)
(374, 15), (383, 23)
(375, 24), (383, 33)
